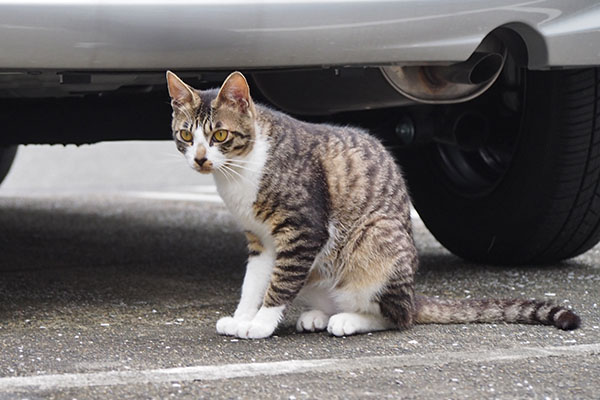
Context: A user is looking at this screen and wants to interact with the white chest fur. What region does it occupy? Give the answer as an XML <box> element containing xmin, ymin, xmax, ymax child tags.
<box><xmin>213</xmin><ymin>132</ymin><xmax>273</xmax><ymax>245</ymax></box>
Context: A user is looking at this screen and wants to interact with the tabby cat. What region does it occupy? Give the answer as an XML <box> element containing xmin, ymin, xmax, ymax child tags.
<box><xmin>166</xmin><ymin>71</ymin><xmax>581</xmax><ymax>339</ymax></box>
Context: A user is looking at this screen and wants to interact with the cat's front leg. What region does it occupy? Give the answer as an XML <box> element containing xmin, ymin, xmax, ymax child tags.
<box><xmin>233</xmin><ymin>304</ymin><xmax>285</xmax><ymax>339</ymax></box>
<box><xmin>216</xmin><ymin>232</ymin><xmax>275</xmax><ymax>336</ymax></box>
<box><xmin>234</xmin><ymin>224</ymin><xmax>325</xmax><ymax>339</ymax></box>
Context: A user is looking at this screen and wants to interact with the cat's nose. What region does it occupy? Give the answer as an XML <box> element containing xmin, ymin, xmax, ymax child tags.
<box><xmin>195</xmin><ymin>157</ymin><xmax>208</xmax><ymax>167</ymax></box>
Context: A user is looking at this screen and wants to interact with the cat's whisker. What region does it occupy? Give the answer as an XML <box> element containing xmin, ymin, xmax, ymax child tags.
<box><xmin>225</xmin><ymin>162</ymin><xmax>260</xmax><ymax>174</ymax></box>
<box><xmin>228</xmin><ymin>158</ymin><xmax>262</xmax><ymax>165</ymax></box>
<box><xmin>226</xmin><ymin>166</ymin><xmax>259</xmax><ymax>175</ymax></box>
<box><xmin>218</xmin><ymin>164</ymin><xmax>236</xmax><ymax>184</ymax></box>
<box><xmin>221</xmin><ymin>164</ymin><xmax>243</xmax><ymax>181</ymax></box>
<box><xmin>222</xmin><ymin>164</ymin><xmax>258</xmax><ymax>189</ymax></box>
<box><xmin>217</xmin><ymin>166</ymin><xmax>234</xmax><ymax>184</ymax></box>
<box><xmin>228</xmin><ymin>167</ymin><xmax>260</xmax><ymax>176</ymax></box>
<box><xmin>220</xmin><ymin>165</ymin><xmax>243</xmax><ymax>186</ymax></box>
<box><xmin>228</xmin><ymin>155</ymin><xmax>260</xmax><ymax>161</ymax></box>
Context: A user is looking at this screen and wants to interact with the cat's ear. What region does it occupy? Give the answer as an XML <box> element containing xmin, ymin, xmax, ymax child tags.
<box><xmin>166</xmin><ymin>71</ymin><xmax>198</xmax><ymax>107</ymax></box>
<box><xmin>214</xmin><ymin>71</ymin><xmax>254</xmax><ymax>115</ymax></box>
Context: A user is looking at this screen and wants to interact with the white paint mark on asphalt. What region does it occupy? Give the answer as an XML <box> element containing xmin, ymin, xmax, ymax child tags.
<box><xmin>123</xmin><ymin>185</ymin><xmax>223</xmax><ymax>203</ymax></box>
<box><xmin>126</xmin><ymin>191</ymin><xmax>223</xmax><ymax>203</ymax></box>
<box><xmin>1</xmin><ymin>343</ymin><xmax>598</xmax><ymax>392</ymax></box>
<box><xmin>178</xmin><ymin>185</ymin><xmax>219</xmax><ymax>194</ymax></box>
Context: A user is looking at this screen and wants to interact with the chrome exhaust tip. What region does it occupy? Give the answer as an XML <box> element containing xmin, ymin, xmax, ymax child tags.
<box><xmin>381</xmin><ymin>35</ymin><xmax>506</xmax><ymax>104</ymax></box>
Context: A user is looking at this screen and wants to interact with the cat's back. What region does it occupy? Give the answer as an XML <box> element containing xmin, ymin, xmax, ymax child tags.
<box><xmin>319</xmin><ymin>123</ymin><xmax>409</xmax><ymax>222</ymax></box>
<box><xmin>261</xmin><ymin>107</ymin><xmax>410</xmax><ymax>224</ymax></box>
<box><xmin>261</xmin><ymin>105</ymin><xmax>391</xmax><ymax>165</ymax></box>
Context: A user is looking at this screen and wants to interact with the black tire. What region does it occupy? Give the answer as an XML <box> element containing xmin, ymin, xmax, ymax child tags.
<box><xmin>0</xmin><ymin>146</ymin><xmax>17</xmax><ymax>185</ymax></box>
<box><xmin>401</xmin><ymin>68</ymin><xmax>600</xmax><ymax>264</ymax></box>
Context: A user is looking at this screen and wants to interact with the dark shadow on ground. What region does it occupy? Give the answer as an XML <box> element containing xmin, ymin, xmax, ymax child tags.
<box><xmin>1</xmin><ymin>195</ymin><xmax>597</xmax><ymax>317</ymax></box>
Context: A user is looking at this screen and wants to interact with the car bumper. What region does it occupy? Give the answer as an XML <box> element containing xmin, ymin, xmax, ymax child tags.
<box><xmin>0</xmin><ymin>0</ymin><xmax>599</xmax><ymax>71</ymax></box>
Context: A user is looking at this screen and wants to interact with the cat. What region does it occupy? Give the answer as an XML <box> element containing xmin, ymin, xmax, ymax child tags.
<box><xmin>166</xmin><ymin>70</ymin><xmax>581</xmax><ymax>339</ymax></box>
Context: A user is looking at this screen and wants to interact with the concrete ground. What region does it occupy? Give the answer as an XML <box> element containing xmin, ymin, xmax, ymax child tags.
<box><xmin>0</xmin><ymin>142</ymin><xmax>599</xmax><ymax>399</ymax></box>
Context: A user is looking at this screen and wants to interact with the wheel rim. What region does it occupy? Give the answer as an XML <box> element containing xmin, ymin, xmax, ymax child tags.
<box><xmin>431</xmin><ymin>55</ymin><xmax>525</xmax><ymax>198</ymax></box>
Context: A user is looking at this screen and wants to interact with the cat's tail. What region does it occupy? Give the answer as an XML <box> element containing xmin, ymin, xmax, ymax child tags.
<box><xmin>414</xmin><ymin>295</ymin><xmax>580</xmax><ymax>330</ymax></box>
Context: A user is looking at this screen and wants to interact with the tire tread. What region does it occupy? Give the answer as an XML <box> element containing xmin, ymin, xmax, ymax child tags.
<box><xmin>539</xmin><ymin>68</ymin><xmax>600</xmax><ymax>261</ymax></box>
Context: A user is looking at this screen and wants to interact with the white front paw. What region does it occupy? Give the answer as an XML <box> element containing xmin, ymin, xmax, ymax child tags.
<box><xmin>296</xmin><ymin>310</ymin><xmax>329</xmax><ymax>332</ymax></box>
<box><xmin>235</xmin><ymin>320</ymin><xmax>276</xmax><ymax>339</ymax></box>
<box><xmin>216</xmin><ymin>316</ymin><xmax>239</xmax><ymax>336</ymax></box>
<box><xmin>327</xmin><ymin>313</ymin><xmax>359</xmax><ymax>337</ymax></box>
<box><xmin>216</xmin><ymin>312</ymin><xmax>255</xmax><ymax>336</ymax></box>
<box><xmin>217</xmin><ymin>315</ymin><xmax>252</xmax><ymax>336</ymax></box>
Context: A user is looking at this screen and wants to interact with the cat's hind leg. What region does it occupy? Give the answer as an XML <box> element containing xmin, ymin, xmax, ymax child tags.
<box><xmin>297</xmin><ymin>310</ymin><xmax>330</xmax><ymax>332</ymax></box>
<box><xmin>295</xmin><ymin>283</ymin><xmax>337</xmax><ymax>332</ymax></box>
<box><xmin>327</xmin><ymin>215</ymin><xmax>418</xmax><ymax>336</ymax></box>
<box><xmin>327</xmin><ymin>312</ymin><xmax>394</xmax><ymax>336</ymax></box>
<box><xmin>326</xmin><ymin>288</ymin><xmax>395</xmax><ymax>336</ymax></box>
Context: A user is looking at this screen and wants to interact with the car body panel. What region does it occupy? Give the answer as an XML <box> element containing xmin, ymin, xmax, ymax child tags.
<box><xmin>0</xmin><ymin>0</ymin><xmax>599</xmax><ymax>71</ymax></box>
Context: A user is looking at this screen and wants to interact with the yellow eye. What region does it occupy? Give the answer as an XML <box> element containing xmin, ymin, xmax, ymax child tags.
<box><xmin>180</xmin><ymin>129</ymin><xmax>193</xmax><ymax>143</ymax></box>
<box><xmin>213</xmin><ymin>129</ymin><xmax>228</xmax><ymax>143</ymax></box>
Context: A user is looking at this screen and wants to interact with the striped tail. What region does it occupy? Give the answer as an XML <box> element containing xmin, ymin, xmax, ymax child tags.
<box><xmin>414</xmin><ymin>295</ymin><xmax>580</xmax><ymax>331</ymax></box>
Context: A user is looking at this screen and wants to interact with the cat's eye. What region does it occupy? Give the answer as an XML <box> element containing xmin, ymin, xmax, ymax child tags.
<box><xmin>179</xmin><ymin>130</ymin><xmax>193</xmax><ymax>143</ymax></box>
<box><xmin>212</xmin><ymin>129</ymin><xmax>229</xmax><ymax>143</ymax></box>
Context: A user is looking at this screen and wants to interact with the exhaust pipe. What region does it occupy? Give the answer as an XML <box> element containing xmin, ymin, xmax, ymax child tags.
<box><xmin>427</xmin><ymin>52</ymin><xmax>505</xmax><ymax>86</ymax></box>
<box><xmin>381</xmin><ymin>35</ymin><xmax>506</xmax><ymax>104</ymax></box>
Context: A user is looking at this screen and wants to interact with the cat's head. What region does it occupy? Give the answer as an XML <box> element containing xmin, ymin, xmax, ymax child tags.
<box><xmin>166</xmin><ymin>71</ymin><xmax>257</xmax><ymax>174</ymax></box>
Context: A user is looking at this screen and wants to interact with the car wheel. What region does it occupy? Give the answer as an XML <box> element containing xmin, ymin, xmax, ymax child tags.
<box><xmin>0</xmin><ymin>146</ymin><xmax>17</xmax><ymax>185</ymax></box>
<box><xmin>400</xmin><ymin>67</ymin><xmax>600</xmax><ymax>264</ymax></box>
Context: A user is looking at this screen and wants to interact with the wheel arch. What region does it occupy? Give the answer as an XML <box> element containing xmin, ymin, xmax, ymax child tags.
<box><xmin>496</xmin><ymin>23</ymin><xmax>549</xmax><ymax>69</ymax></box>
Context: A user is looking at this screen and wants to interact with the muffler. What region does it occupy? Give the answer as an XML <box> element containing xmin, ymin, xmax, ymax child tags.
<box><xmin>381</xmin><ymin>35</ymin><xmax>506</xmax><ymax>104</ymax></box>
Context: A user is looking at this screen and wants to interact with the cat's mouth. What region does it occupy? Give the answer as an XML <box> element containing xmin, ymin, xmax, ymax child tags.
<box><xmin>195</xmin><ymin>165</ymin><xmax>214</xmax><ymax>174</ymax></box>
<box><xmin>194</xmin><ymin>157</ymin><xmax>214</xmax><ymax>174</ymax></box>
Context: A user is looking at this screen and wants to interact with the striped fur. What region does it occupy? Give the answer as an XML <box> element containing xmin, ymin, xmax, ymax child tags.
<box><xmin>167</xmin><ymin>71</ymin><xmax>581</xmax><ymax>338</ymax></box>
<box><xmin>415</xmin><ymin>296</ymin><xmax>580</xmax><ymax>330</ymax></box>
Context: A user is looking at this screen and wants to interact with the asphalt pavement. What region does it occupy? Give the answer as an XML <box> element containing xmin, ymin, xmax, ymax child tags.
<box><xmin>0</xmin><ymin>142</ymin><xmax>599</xmax><ymax>399</ymax></box>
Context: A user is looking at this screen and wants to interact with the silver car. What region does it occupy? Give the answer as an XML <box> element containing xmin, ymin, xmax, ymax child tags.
<box><xmin>2</xmin><ymin>0</ymin><xmax>599</xmax><ymax>264</ymax></box>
